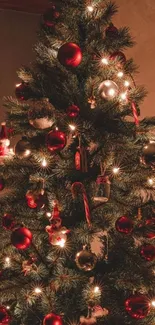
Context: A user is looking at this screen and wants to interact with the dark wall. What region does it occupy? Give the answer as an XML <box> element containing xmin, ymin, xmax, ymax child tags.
<box><xmin>0</xmin><ymin>3</ymin><xmax>155</xmax><ymax>125</ymax></box>
<box><xmin>0</xmin><ymin>10</ymin><xmax>38</xmax><ymax>121</ymax></box>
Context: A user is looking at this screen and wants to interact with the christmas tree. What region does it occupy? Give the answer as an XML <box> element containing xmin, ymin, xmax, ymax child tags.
<box><xmin>0</xmin><ymin>1</ymin><xmax>155</xmax><ymax>324</ymax></box>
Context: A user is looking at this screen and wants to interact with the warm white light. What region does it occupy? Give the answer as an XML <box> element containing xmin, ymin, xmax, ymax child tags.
<box><xmin>69</xmin><ymin>124</ymin><xmax>76</xmax><ymax>132</ymax></box>
<box><xmin>34</xmin><ymin>287</ymin><xmax>42</xmax><ymax>294</ymax></box>
<box><xmin>87</xmin><ymin>5</ymin><xmax>94</xmax><ymax>12</ymax></box>
<box><xmin>124</xmin><ymin>80</ymin><xmax>130</xmax><ymax>87</ymax></box>
<box><xmin>41</xmin><ymin>158</ymin><xmax>47</xmax><ymax>167</ymax></box>
<box><xmin>24</xmin><ymin>149</ymin><xmax>31</xmax><ymax>157</ymax></box>
<box><xmin>5</xmin><ymin>257</ymin><xmax>11</xmax><ymax>267</ymax></box>
<box><xmin>148</xmin><ymin>178</ymin><xmax>154</xmax><ymax>186</ymax></box>
<box><xmin>108</xmin><ymin>88</ymin><xmax>116</xmax><ymax>97</ymax></box>
<box><xmin>16</xmin><ymin>83</ymin><xmax>21</xmax><ymax>88</ymax></box>
<box><xmin>151</xmin><ymin>300</ymin><xmax>155</xmax><ymax>307</ymax></box>
<box><xmin>117</xmin><ymin>71</ymin><xmax>124</xmax><ymax>78</ymax></box>
<box><xmin>120</xmin><ymin>92</ymin><xmax>127</xmax><ymax>101</ymax></box>
<box><xmin>112</xmin><ymin>167</ymin><xmax>120</xmax><ymax>174</ymax></box>
<box><xmin>58</xmin><ymin>238</ymin><xmax>66</xmax><ymax>248</ymax></box>
<box><xmin>46</xmin><ymin>212</ymin><xmax>52</xmax><ymax>218</ymax></box>
<box><xmin>94</xmin><ymin>286</ymin><xmax>100</xmax><ymax>293</ymax></box>
<box><xmin>6</xmin><ymin>306</ymin><xmax>10</xmax><ymax>310</ymax></box>
<box><xmin>55</xmin><ymin>127</ymin><xmax>59</xmax><ymax>131</ymax></box>
<box><xmin>101</xmin><ymin>58</ymin><xmax>109</xmax><ymax>65</ymax></box>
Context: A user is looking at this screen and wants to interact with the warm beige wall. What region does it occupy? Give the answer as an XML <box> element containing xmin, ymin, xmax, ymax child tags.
<box><xmin>0</xmin><ymin>2</ymin><xmax>155</xmax><ymax>122</ymax></box>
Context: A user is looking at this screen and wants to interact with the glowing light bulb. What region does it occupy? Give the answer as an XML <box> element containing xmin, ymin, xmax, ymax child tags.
<box><xmin>5</xmin><ymin>257</ymin><xmax>11</xmax><ymax>267</ymax></box>
<box><xmin>69</xmin><ymin>124</ymin><xmax>76</xmax><ymax>131</ymax></box>
<box><xmin>94</xmin><ymin>286</ymin><xmax>100</xmax><ymax>293</ymax></box>
<box><xmin>117</xmin><ymin>71</ymin><xmax>124</xmax><ymax>78</ymax></box>
<box><xmin>112</xmin><ymin>167</ymin><xmax>120</xmax><ymax>175</ymax></box>
<box><xmin>55</xmin><ymin>127</ymin><xmax>59</xmax><ymax>131</ymax></box>
<box><xmin>16</xmin><ymin>83</ymin><xmax>21</xmax><ymax>88</ymax></box>
<box><xmin>87</xmin><ymin>5</ymin><xmax>94</xmax><ymax>12</ymax></box>
<box><xmin>58</xmin><ymin>238</ymin><xmax>66</xmax><ymax>248</ymax></box>
<box><xmin>34</xmin><ymin>287</ymin><xmax>42</xmax><ymax>294</ymax></box>
<box><xmin>124</xmin><ymin>80</ymin><xmax>130</xmax><ymax>87</ymax></box>
<box><xmin>41</xmin><ymin>158</ymin><xmax>47</xmax><ymax>167</ymax></box>
<box><xmin>6</xmin><ymin>306</ymin><xmax>10</xmax><ymax>310</ymax></box>
<box><xmin>151</xmin><ymin>300</ymin><xmax>155</xmax><ymax>307</ymax></box>
<box><xmin>9</xmin><ymin>148</ymin><xmax>14</xmax><ymax>155</ymax></box>
<box><xmin>46</xmin><ymin>212</ymin><xmax>52</xmax><ymax>218</ymax></box>
<box><xmin>120</xmin><ymin>92</ymin><xmax>127</xmax><ymax>101</ymax></box>
<box><xmin>101</xmin><ymin>58</ymin><xmax>109</xmax><ymax>65</ymax></box>
<box><xmin>24</xmin><ymin>149</ymin><xmax>31</xmax><ymax>157</ymax></box>
<box><xmin>148</xmin><ymin>178</ymin><xmax>154</xmax><ymax>186</ymax></box>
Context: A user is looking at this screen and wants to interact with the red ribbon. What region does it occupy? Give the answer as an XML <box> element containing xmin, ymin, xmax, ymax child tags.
<box><xmin>131</xmin><ymin>102</ymin><xmax>139</xmax><ymax>126</ymax></box>
<box><xmin>71</xmin><ymin>182</ymin><xmax>91</xmax><ymax>226</ymax></box>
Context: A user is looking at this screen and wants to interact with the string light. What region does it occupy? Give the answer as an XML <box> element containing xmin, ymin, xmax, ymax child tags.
<box><xmin>119</xmin><ymin>92</ymin><xmax>128</xmax><ymax>102</ymax></box>
<box><xmin>93</xmin><ymin>286</ymin><xmax>100</xmax><ymax>294</ymax></box>
<box><xmin>117</xmin><ymin>71</ymin><xmax>124</xmax><ymax>78</ymax></box>
<box><xmin>124</xmin><ymin>80</ymin><xmax>130</xmax><ymax>87</ymax></box>
<box><xmin>112</xmin><ymin>167</ymin><xmax>120</xmax><ymax>175</ymax></box>
<box><xmin>58</xmin><ymin>238</ymin><xmax>66</xmax><ymax>248</ymax></box>
<box><xmin>69</xmin><ymin>124</ymin><xmax>76</xmax><ymax>132</ymax></box>
<box><xmin>41</xmin><ymin>158</ymin><xmax>47</xmax><ymax>167</ymax></box>
<box><xmin>4</xmin><ymin>257</ymin><xmax>11</xmax><ymax>267</ymax></box>
<box><xmin>24</xmin><ymin>149</ymin><xmax>31</xmax><ymax>157</ymax></box>
<box><xmin>87</xmin><ymin>5</ymin><xmax>94</xmax><ymax>12</ymax></box>
<box><xmin>46</xmin><ymin>212</ymin><xmax>52</xmax><ymax>218</ymax></box>
<box><xmin>55</xmin><ymin>127</ymin><xmax>59</xmax><ymax>131</ymax></box>
<box><xmin>148</xmin><ymin>178</ymin><xmax>154</xmax><ymax>186</ymax></box>
<box><xmin>6</xmin><ymin>306</ymin><xmax>10</xmax><ymax>310</ymax></box>
<box><xmin>34</xmin><ymin>287</ymin><xmax>42</xmax><ymax>295</ymax></box>
<box><xmin>101</xmin><ymin>57</ymin><xmax>109</xmax><ymax>65</ymax></box>
<box><xmin>151</xmin><ymin>300</ymin><xmax>155</xmax><ymax>307</ymax></box>
<box><xmin>108</xmin><ymin>88</ymin><xmax>116</xmax><ymax>97</ymax></box>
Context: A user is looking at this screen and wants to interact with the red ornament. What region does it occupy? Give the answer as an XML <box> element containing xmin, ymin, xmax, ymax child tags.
<box><xmin>58</xmin><ymin>43</ymin><xmax>82</xmax><ymax>68</ymax></box>
<box><xmin>105</xmin><ymin>23</ymin><xmax>118</xmax><ymax>37</ymax></box>
<box><xmin>144</xmin><ymin>218</ymin><xmax>155</xmax><ymax>239</ymax></box>
<box><xmin>115</xmin><ymin>216</ymin><xmax>133</xmax><ymax>234</ymax></box>
<box><xmin>140</xmin><ymin>244</ymin><xmax>155</xmax><ymax>261</ymax></box>
<box><xmin>2</xmin><ymin>214</ymin><xmax>15</xmax><ymax>230</ymax></box>
<box><xmin>0</xmin><ymin>178</ymin><xmax>4</xmax><ymax>191</ymax></box>
<box><xmin>43</xmin><ymin>5</ymin><xmax>60</xmax><ymax>27</ymax></box>
<box><xmin>46</xmin><ymin>130</ymin><xmax>66</xmax><ymax>153</ymax></box>
<box><xmin>43</xmin><ymin>313</ymin><xmax>63</xmax><ymax>325</ymax></box>
<box><xmin>67</xmin><ymin>105</ymin><xmax>80</xmax><ymax>118</ymax></box>
<box><xmin>15</xmin><ymin>82</ymin><xmax>31</xmax><ymax>101</ymax></box>
<box><xmin>110</xmin><ymin>51</ymin><xmax>126</xmax><ymax>65</ymax></box>
<box><xmin>125</xmin><ymin>295</ymin><xmax>150</xmax><ymax>319</ymax></box>
<box><xmin>0</xmin><ymin>306</ymin><xmax>11</xmax><ymax>324</ymax></box>
<box><xmin>26</xmin><ymin>188</ymin><xmax>46</xmax><ymax>209</ymax></box>
<box><xmin>11</xmin><ymin>227</ymin><xmax>32</xmax><ymax>250</ymax></box>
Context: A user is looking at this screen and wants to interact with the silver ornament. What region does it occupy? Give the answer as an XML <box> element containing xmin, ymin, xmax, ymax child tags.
<box><xmin>98</xmin><ymin>80</ymin><xmax>119</xmax><ymax>99</ymax></box>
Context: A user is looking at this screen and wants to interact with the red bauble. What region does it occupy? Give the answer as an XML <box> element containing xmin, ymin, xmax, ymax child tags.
<box><xmin>15</xmin><ymin>82</ymin><xmax>31</xmax><ymax>101</ymax></box>
<box><xmin>58</xmin><ymin>43</ymin><xmax>82</xmax><ymax>68</ymax></box>
<box><xmin>110</xmin><ymin>51</ymin><xmax>126</xmax><ymax>64</ymax></box>
<box><xmin>2</xmin><ymin>214</ymin><xmax>15</xmax><ymax>230</ymax></box>
<box><xmin>0</xmin><ymin>306</ymin><xmax>11</xmax><ymax>324</ymax></box>
<box><xmin>43</xmin><ymin>6</ymin><xmax>60</xmax><ymax>27</ymax></box>
<box><xmin>46</xmin><ymin>130</ymin><xmax>66</xmax><ymax>153</ymax></box>
<box><xmin>125</xmin><ymin>295</ymin><xmax>150</xmax><ymax>319</ymax></box>
<box><xmin>43</xmin><ymin>313</ymin><xmax>63</xmax><ymax>325</ymax></box>
<box><xmin>140</xmin><ymin>244</ymin><xmax>155</xmax><ymax>261</ymax></box>
<box><xmin>67</xmin><ymin>105</ymin><xmax>80</xmax><ymax>118</ymax></box>
<box><xmin>11</xmin><ymin>227</ymin><xmax>32</xmax><ymax>250</ymax></box>
<box><xmin>105</xmin><ymin>24</ymin><xmax>118</xmax><ymax>37</ymax></box>
<box><xmin>0</xmin><ymin>178</ymin><xmax>4</xmax><ymax>191</ymax></box>
<box><xmin>115</xmin><ymin>216</ymin><xmax>133</xmax><ymax>234</ymax></box>
<box><xmin>144</xmin><ymin>219</ymin><xmax>155</xmax><ymax>239</ymax></box>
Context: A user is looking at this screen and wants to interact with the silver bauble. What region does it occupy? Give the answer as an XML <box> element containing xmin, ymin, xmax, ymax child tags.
<box><xmin>98</xmin><ymin>80</ymin><xmax>119</xmax><ymax>99</ymax></box>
